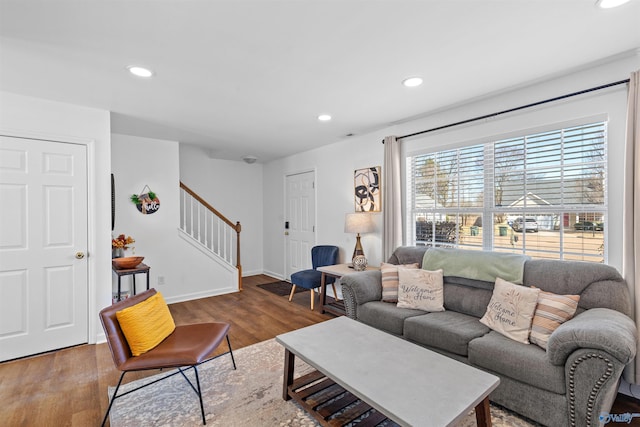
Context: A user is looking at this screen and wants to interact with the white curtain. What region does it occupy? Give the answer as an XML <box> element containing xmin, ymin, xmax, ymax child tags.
<box><xmin>383</xmin><ymin>136</ymin><xmax>403</xmax><ymax>261</ymax></box>
<box><xmin>623</xmin><ymin>70</ymin><xmax>640</xmax><ymax>384</ymax></box>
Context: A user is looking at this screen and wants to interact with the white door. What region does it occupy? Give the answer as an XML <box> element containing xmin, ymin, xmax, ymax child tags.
<box><xmin>0</xmin><ymin>136</ymin><xmax>88</xmax><ymax>361</ymax></box>
<box><xmin>285</xmin><ymin>171</ymin><xmax>316</xmax><ymax>280</ymax></box>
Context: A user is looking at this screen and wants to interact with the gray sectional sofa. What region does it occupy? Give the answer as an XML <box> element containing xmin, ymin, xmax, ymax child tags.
<box><xmin>340</xmin><ymin>246</ymin><xmax>637</xmax><ymax>427</ymax></box>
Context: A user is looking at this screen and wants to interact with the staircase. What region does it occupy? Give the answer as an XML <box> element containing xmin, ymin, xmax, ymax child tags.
<box><xmin>179</xmin><ymin>182</ymin><xmax>242</xmax><ymax>290</ymax></box>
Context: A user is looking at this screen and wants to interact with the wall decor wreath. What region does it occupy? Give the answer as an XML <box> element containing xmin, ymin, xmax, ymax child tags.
<box><xmin>130</xmin><ymin>185</ymin><xmax>160</xmax><ymax>215</ymax></box>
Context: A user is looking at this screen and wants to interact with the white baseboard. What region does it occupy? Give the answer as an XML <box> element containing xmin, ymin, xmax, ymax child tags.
<box><xmin>241</xmin><ymin>268</ymin><xmax>263</xmax><ymax>277</ymax></box>
<box><xmin>164</xmin><ymin>287</ymin><xmax>237</xmax><ymax>304</ymax></box>
<box><xmin>262</xmin><ymin>270</ymin><xmax>285</xmax><ymax>280</ymax></box>
<box><xmin>95</xmin><ymin>331</ymin><xmax>106</xmax><ymax>345</ymax></box>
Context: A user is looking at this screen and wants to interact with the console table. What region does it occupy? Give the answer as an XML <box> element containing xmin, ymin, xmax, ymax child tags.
<box><xmin>111</xmin><ymin>263</ymin><xmax>150</xmax><ymax>302</ymax></box>
<box><xmin>317</xmin><ymin>263</ymin><xmax>379</xmax><ymax>316</ymax></box>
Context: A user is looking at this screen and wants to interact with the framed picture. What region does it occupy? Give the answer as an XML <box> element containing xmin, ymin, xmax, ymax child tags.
<box><xmin>354</xmin><ymin>166</ymin><xmax>381</xmax><ymax>212</ymax></box>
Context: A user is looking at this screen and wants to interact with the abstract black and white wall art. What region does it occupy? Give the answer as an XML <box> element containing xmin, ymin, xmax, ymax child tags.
<box><xmin>354</xmin><ymin>166</ymin><xmax>381</xmax><ymax>212</ymax></box>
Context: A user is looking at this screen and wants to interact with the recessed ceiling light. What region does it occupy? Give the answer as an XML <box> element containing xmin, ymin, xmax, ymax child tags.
<box><xmin>402</xmin><ymin>77</ymin><xmax>423</xmax><ymax>87</ymax></box>
<box><xmin>596</xmin><ymin>0</ymin><xmax>630</xmax><ymax>8</ymax></box>
<box><xmin>127</xmin><ymin>66</ymin><xmax>154</xmax><ymax>78</ymax></box>
<box><xmin>318</xmin><ymin>114</ymin><xmax>332</xmax><ymax>122</ymax></box>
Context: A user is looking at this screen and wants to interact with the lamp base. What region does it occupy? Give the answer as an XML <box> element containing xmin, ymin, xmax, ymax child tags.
<box><xmin>352</xmin><ymin>234</ymin><xmax>364</xmax><ymax>263</ymax></box>
<box><xmin>352</xmin><ymin>254</ymin><xmax>368</xmax><ymax>271</ymax></box>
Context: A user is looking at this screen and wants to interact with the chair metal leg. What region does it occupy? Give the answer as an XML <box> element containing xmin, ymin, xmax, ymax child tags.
<box><xmin>310</xmin><ymin>289</ymin><xmax>315</xmax><ymax>310</ymax></box>
<box><xmin>193</xmin><ymin>366</ymin><xmax>206</xmax><ymax>425</ymax></box>
<box><xmin>288</xmin><ymin>285</ymin><xmax>296</xmax><ymax>301</ymax></box>
<box><xmin>100</xmin><ymin>335</ymin><xmax>235</xmax><ymax>427</ymax></box>
<box><xmin>226</xmin><ymin>335</ymin><xmax>237</xmax><ymax>369</ymax></box>
<box><xmin>101</xmin><ymin>371</ymin><xmax>126</xmax><ymax>427</ymax></box>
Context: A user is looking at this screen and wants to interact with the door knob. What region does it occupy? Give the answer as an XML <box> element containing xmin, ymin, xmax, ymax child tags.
<box><xmin>75</xmin><ymin>251</ymin><xmax>85</xmax><ymax>259</ymax></box>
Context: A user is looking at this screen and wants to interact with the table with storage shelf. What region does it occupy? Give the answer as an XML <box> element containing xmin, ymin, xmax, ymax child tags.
<box><xmin>317</xmin><ymin>263</ymin><xmax>379</xmax><ymax>316</ymax></box>
<box><xmin>277</xmin><ymin>316</ymin><xmax>499</xmax><ymax>427</ymax></box>
<box><xmin>111</xmin><ymin>263</ymin><xmax>150</xmax><ymax>302</ymax></box>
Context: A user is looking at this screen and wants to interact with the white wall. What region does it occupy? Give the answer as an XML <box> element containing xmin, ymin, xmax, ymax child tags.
<box><xmin>179</xmin><ymin>144</ymin><xmax>264</xmax><ymax>276</ymax></box>
<box><xmin>262</xmin><ymin>51</ymin><xmax>640</xmax><ymax>278</ymax></box>
<box><xmin>263</xmin><ymin>132</ymin><xmax>388</xmax><ymax>279</ymax></box>
<box><xmin>111</xmin><ymin>134</ymin><xmax>236</xmax><ymax>303</ymax></box>
<box><xmin>0</xmin><ymin>91</ymin><xmax>111</xmax><ymax>344</ymax></box>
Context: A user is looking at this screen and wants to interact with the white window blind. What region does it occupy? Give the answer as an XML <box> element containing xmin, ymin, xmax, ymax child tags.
<box><xmin>407</xmin><ymin>121</ymin><xmax>607</xmax><ymax>262</ymax></box>
<box><xmin>409</xmin><ymin>144</ymin><xmax>485</xmax><ymax>248</ymax></box>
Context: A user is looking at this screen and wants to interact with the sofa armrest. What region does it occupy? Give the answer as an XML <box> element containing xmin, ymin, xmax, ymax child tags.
<box><xmin>547</xmin><ymin>308</ymin><xmax>637</xmax><ymax>366</ymax></box>
<box><xmin>340</xmin><ymin>270</ymin><xmax>382</xmax><ymax>319</ymax></box>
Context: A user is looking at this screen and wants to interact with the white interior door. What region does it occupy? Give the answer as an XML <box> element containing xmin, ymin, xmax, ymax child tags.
<box><xmin>0</xmin><ymin>136</ymin><xmax>88</xmax><ymax>361</ymax></box>
<box><xmin>285</xmin><ymin>171</ymin><xmax>316</xmax><ymax>280</ymax></box>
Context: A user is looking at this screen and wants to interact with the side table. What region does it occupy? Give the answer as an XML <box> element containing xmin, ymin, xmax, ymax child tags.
<box><xmin>111</xmin><ymin>263</ymin><xmax>150</xmax><ymax>302</ymax></box>
<box><xmin>317</xmin><ymin>264</ymin><xmax>379</xmax><ymax>316</ymax></box>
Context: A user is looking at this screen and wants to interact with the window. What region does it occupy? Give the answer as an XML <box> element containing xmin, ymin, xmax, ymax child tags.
<box><xmin>407</xmin><ymin>121</ymin><xmax>607</xmax><ymax>262</ymax></box>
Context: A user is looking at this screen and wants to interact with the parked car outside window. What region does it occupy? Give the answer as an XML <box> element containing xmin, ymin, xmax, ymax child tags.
<box><xmin>512</xmin><ymin>217</ymin><xmax>539</xmax><ymax>232</ymax></box>
<box><xmin>574</xmin><ymin>221</ymin><xmax>604</xmax><ymax>231</ymax></box>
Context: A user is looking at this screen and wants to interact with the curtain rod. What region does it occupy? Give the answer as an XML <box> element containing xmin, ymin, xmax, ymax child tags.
<box><xmin>383</xmin><ymin>78</ymin><xmax>630</xmax><ymax>143</ymax></box>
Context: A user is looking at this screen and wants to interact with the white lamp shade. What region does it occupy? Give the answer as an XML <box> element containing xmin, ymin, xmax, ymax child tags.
<box><xmin>344</xmin><ymin>213</ymin><xmax>375</xmax><ymax>234</ymax></box>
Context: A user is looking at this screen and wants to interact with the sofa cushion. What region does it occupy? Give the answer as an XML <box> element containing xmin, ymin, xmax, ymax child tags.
<box><xmin>397</xmin><ymin>268</ymin><xmax>444</xmax><ymax>311</ymax></box>
<box><xmin>479</xmin><ymin>278</ymin><xmax>540</xmax><ymax>344</ymax></box>
<box><xmin>357</xmin><ymin>301</ymin><xmax>425</xmax><ymax>336</ymax></box>
<box><xmin>380</xmin><ymin>262</ymin><xmax>419</xmax><ymax>302</ymax></box>
<box><xmin>444</xmin><ymin>282</ymin><xmax>493</xmax><ymax>318</ymax></box>
<box><xmin>404</xmin><ymin>311</ymin><xmax>490</xmax><ymax>356</ymax></box>
<box><xmin>469</xmin><ymin>331</ymin><xmax>566</xmax><ymax>395</ymax></box>
<box><xmin>523</xmin><ymin>259</ymin><xmax>631</xmax><ymax>316</ymax></box>
<box><xmin>387</xmin><ymin>246</ymin><xmax>429</xmax><ymax>267</ymax></box>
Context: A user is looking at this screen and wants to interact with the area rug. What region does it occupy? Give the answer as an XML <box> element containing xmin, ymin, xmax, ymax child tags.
<box><xmin>108</xmin><ymin>339</ymin><xmax>538</xmax><ymax>426</ymax></box>
<box><xmin>258</xmin><ymin>280</ymin><xmax>303</xmax><ymax>297</ymax></box>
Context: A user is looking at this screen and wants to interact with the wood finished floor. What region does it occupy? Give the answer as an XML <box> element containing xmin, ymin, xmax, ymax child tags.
<box><xmin>0</xmin><ymin>274</ymin><xmax>638</xmax><ymax>426</ymax></box>
<box><xmin>0</xmin><ymin>275</ymin><xmax>331</xmax><ymax>426</ymax></box>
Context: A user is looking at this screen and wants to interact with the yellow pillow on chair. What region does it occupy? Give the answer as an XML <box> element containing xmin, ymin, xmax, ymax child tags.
<box><xmin>116</xmin><ymin>292</ymin><xmax>176</xmax><ymax>356</ymax></box>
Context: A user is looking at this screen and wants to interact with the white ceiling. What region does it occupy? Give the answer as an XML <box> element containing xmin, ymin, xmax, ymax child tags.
<box><xmin>1</xmin><ymin>0</ymin><xmax>639</xmax><ymax>163</ymax></box>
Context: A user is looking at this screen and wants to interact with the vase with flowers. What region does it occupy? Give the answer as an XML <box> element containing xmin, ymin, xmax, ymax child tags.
<box><xmin>112</xmin><ymin>234</ymin><xmax>135</xmax><ymax>258</ymax></box>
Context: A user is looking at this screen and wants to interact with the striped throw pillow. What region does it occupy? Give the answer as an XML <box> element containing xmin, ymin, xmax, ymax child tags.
<box><xmin>381</xmin><ymin>262</ymin><xmax>419</xmax><ymax>302</ymax></box>
<box><xmin>529</xmin><ymin>289</ymin><xmax>580</xmax><ymax>350</ymax></box>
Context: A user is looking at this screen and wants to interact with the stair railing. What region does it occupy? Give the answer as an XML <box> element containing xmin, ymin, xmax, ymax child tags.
<box><xmin>179</xmin><ymin>182</ymin><xmax>242</xmax><ymax>290</ymax></box>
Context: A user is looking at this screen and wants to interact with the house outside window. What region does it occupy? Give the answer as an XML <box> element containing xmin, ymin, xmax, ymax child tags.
<box><xmin>407</xmin><ymin>121</ymin><xmax>607</xmax><ymax>263</ymax></box>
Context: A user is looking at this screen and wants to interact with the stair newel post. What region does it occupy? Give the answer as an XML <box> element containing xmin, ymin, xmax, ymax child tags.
<box><xmin>235</xmin><ymin>221</ymin><xmax>242</xmax><ymax>291</ymax></box>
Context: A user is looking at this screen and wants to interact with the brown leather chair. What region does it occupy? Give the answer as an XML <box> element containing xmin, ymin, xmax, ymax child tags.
<box><xmin>99</xmin><ymin>288</ymin><xmax>235</xmax><ymax>426</ymax></box>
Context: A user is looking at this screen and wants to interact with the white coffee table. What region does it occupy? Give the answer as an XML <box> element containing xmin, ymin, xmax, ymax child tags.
<box><xmin>276</xmin><ymin>316</ymin><xmax>500</xmax><ymax>427</ymax></box>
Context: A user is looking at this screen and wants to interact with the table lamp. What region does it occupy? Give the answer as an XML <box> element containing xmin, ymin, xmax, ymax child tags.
<box><xmin>344</xmin><ymin>213</ymin><xmax>375</xmax><ymax>263</ymax></box>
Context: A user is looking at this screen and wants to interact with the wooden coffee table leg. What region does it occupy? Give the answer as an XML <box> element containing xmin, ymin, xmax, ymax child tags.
<box><xmin>283</xmin><ymin>349</ymin><xmax>295</xmax><ymax>401</ymax></box>
<box><xmin>475</xmin><ymin>396</ymin><xmax>491</xmax><ymax>427</ymax></box>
